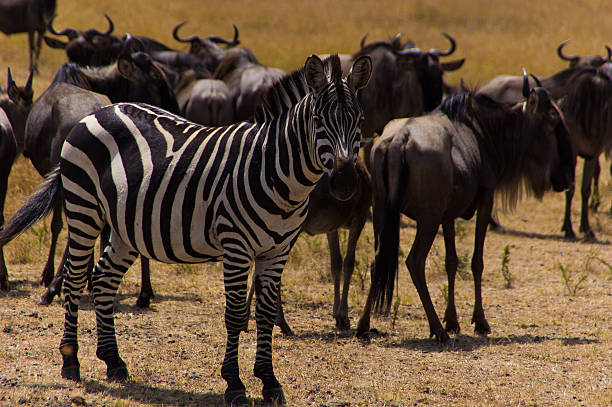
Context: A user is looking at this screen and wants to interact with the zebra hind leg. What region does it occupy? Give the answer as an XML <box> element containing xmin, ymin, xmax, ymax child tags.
<box><xmin>92</xmin><ymin>238</ymin><xmax>138</xmax><ymax>382</ymax></box>
<box><xmin>59</xmin><ymin>231</ymin><xmax>99</xmax><ymax>382</ymax></box>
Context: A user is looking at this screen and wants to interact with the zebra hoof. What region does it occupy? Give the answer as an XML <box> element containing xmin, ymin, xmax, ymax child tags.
<box><xmin>61</xmin><ymin>365</ymin><xmax>81</xmax><ymax>382</ymax></box>
<box><xmin>224</xmin><ymin>389</ymin><xmax>249</xmax><ymax>406</ymax></box>
<box><xmin>107</xmin><ymin>365</ymin><xmax>129</xmax><ymax>382</ymax></box>
<box><xmin>262</xmin><ymin>386</ymin><xmax>286</xmax><ymax>405</ymax></box>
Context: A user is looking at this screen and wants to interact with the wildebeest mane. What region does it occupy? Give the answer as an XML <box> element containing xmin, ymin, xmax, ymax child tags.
<box><xmin>254</xmin><ymin>54</ymin><xmax>343</xmax><ymax>123</ymax></box>
<box><xmin>212</xmin><ymin>47</ymin><xmax>259</xmax><ymax>80</ymax></box>
<box><xmin>51</xmin><ymin>62</ymin><xmax>115</xmax><ymax>89</ymax></box>
<box><xmin>439</xmin><ymin>91</ymin><xmax>543</xmax><ymax>210</ymax></box>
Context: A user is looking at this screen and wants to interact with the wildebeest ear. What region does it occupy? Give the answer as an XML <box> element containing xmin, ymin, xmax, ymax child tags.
<box><xmin>555</xmin><ymin>96</ymin><xmax>567</xmax><ymax>110</ymax></box>
<box><xmin>348</xmin><ymin>55</ymin><xmax>372</xmax><ymax>91</ymax></box>
<box><xmin>43</xmin><ymin>36</ymin><xmax>68</xmax><ymax>49</ymax></box>
<box><xmin>117</xmin><ymin>57</ymin><xmax>137</xmax><ymax>80</ymax></box>
<box><xmin>305</xmin><ymin>55</ymin><xmax>327</xmax><ymax>92</ymax></box>
<box><xmin>441</xmin><ymin>58</ymin><xmax>465</xmax><ymax>71</ymax></box>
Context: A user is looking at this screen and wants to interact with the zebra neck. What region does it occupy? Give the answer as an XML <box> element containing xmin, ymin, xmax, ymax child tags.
<box><xmin>260</xmin><ymin>104</ymin><xmax>324</xmax><ymax>210</ymax></box>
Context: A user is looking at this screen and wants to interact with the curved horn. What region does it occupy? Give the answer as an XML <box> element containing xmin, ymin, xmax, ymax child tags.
<box><xmin>89</xmin><ymin>14</ymin><xmax>115</xmax><ymax>37</ymax></box>
<box><xmin>429</xmin><ymin>32</ymin><xmax>456</xmax><ymax>56</ymax></box>
<box><xmin>557</xmin><ymin>40</ymin><xmax>579</xmax><ymax>62</ymax></box>
<box><xmin>605</xmin><ymin>45</ymin><xmax>612</xmax><ymax>62</ymax></box>
<box><xmin>529</xmin><ymin>73</ymin><xmax>542</xmax><ymax>87</ymax></box>
<box><xmin>207</xmin><ymin>24</ymin><xmax>240</xmax><ymax>46</ymax></box>
<box><xmin>360</xmin><ymin>32</ymin><xmax>369</xmax><ymax>49</ymax></box>
<box><xmin>47</xmin><ymin>14</ymin><xmax>78</xmax><ymax>39</ymax></box>
<box><xmin>522</xmin><ymin>68</ymin><xmax>530</xmax><ymax>98</ymax></box>
<box><xmin>172</xmin><ymin>21</ymin><xmax>199</xmax><ymax>43</ymax></box>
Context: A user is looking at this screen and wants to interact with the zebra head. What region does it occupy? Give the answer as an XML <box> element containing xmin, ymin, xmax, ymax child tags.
<box><xmin>304</xmin><ymin>54</ymin><xmax>371</xmax><ymax>201</ymax></box>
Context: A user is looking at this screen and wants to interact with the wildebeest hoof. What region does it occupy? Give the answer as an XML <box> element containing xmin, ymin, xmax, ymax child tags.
<box><xmin>474</xmin><ymin>321</ymin><xmax>491</xmax><ymax>337</ymax></box>
<box><xmin>582</xmin><ymin>231</ymin><xmax>597</xmax><ymax>243</ymax></box>
<box><xmin>106</xmin><ymin>365</ymin><xmax>129</xmax><ymax>382</ymax></box>
<box><xmin>224</xmin><ymin>389</ymin><xmax>249</xmax><ymax>406</ymax></box>
<box><xmin>335</xmin><ymin>315</ymin><xmax>351</xmax><ymax>331</ymax></box>
<box><xmin>135</xmin><ymin>295</ymin><xmax>151</xmax><ymax>308</ymax></box>
<box><xmin>262</xmin><ymin>386</ymin><xmax>286</xmax><ymax>405</ymax></box>
<box><xmin>432</xmin><ymin>329</ymin><xmax>451</xmax><ymax>343</ymax></box>
<box><xmin>445</xmin><ymin>321</ymin><xmax>461</xmax><ymax>334</ymax></box>
<box><xmin>61</xmin><ymin>365</ymin><xmax>81</xmax><ymax>382</ymax></box>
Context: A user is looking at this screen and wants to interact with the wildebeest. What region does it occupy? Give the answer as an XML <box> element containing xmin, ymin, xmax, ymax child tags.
<box><xmin>557</xmin><ymin>40</ymin><xmax>612</xmax><ymax>68</ymax></box>
<box><xmin>177</xmin><ymin>76</ymin><xmax>234</xmax><ymax>126</ymax></box>
<box><xmin>356</xmin><ymin>73</ymin><xmax>574</xmax><ymax>342</ymax></box>
<box><xmin>24</xmin><ymin>36</ymin><xmax>179</xmax><ymax>304</ymax></box>
<box><xmin>478</xmin><ymin>62</ymin><xmax>612</xmax><ymax>240</ymax></box>
<box><xmin>338</xmin><ymin>33</ymin><xmax>465</xmax><ymax>166</ymax></box>
<box><xmin>0</xmin><ymin>68</ymin><xmax>34</xmax><ymax>291</ymax></box>
<box><xmin>0</xmin><ymin>0</ymin><xmax>56</xmax><ymax>72</ymax></box>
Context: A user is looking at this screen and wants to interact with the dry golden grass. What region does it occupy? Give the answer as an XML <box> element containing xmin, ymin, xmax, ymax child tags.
<box><xmin>1</xmin><ymin>1</ymin><xmax>612</xmax><ymax>406</ymax></box>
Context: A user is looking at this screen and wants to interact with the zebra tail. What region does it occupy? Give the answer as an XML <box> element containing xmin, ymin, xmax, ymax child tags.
<box><xmin>0</xmin><ymin>166</ymin><xmax>61</xmax><ymax>247</ymax></box>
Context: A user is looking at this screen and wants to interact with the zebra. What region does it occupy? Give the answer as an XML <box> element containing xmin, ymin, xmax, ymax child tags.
<box><xmin>0</xmin><ymin>53</ymin><xmax>371</xmax><ymax>405</ymax></box>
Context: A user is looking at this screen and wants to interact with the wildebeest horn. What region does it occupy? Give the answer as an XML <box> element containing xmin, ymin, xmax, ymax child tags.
<box><xmin>123</xmin><ymin>33</ymin><xmax>145</xmax><ymax>55</ymax></box>
<box><xmin>522</xmin><ymin>68</ymin><xmax>530</xmax><ymax>98</ymax></box>
<box><xmin>390</xmin><ymin>33</ymin><xmax>403</xmax><ymax>50</ymax></box>
<box><xmin>173</xmin><ymin>21</ymin><xmax>199</xmax><ymax>43</ymax></box>
<box><xmin>7</xmin><ymin>67</ymin><xmax>13</xmax><ymax>87</ymax></box>
<box><xmin>207</xmin><ymin>25</ymin><xmax>240</xmax><ymax>46</ymax></box>
<box><xmin>429</xmin><ymin>32</ymin><xmax>456</xmax><ymax>56</ymax></box>
<box><xmin>89</xmin><ymin>14</ymin><xmax>115</xmax><ymax>37</ymax></box>
<box><xmin>360</xmin><ymin>33</ymin><xmax>369</xmax><ymax>49</ymax></box>
<box><xmin>557</xmin><ymin>40</ymin><xmax>579</xmax><ymax>63</ymax></box>
<box><xmin>25</xmin><ymin>69</ymin><xmax>34</xmax><ymax>93</ymax></box>
<box><xmin>529</xmin><ymin>73</ymin><xmax>542</xmax><ymax>87</ymax></box>
<box><xmin>47</xmin><ymin>14</ymin><xmax>79</xmax><ymax>39</ymax></box>
<box><xmin>605</xmin><ymin>45</ymin><xmax>612</xmax><ymax>62</ymax></box>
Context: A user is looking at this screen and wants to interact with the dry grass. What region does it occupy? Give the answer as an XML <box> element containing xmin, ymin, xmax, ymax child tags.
<box><xmin>1</xmin><ymin>1</ymin><xmax>612</xmax><ymax>406</ymax></box>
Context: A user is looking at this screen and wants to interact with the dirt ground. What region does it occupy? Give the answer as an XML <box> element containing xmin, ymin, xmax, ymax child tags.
<box><xmin>0</xmin><ymin>156</ymin><xmax>611</xmax><ymax>407</ymax></box>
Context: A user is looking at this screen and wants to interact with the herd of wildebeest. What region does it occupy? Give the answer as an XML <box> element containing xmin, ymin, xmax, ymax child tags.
<box><xmin>1</xmin><ymin>0</ymin><xmax>611</xmax><ymax>404</ymax></box>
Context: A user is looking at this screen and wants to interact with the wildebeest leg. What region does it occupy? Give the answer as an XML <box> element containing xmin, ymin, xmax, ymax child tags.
<box><xmin>590</xmin><ymin>158</ymin><xmax>601</xmax><ymax>212</ymax></box>
<box><xmin>326</xmin><ymin>231</ymin><xmax>345</xmax><ymax>328</ymax></box>
<box><xmin>471</xmin><ymin>195</ymin><xmax>493</xmax><ymax>336</ymax></box>
<box><xmin>41</xmin><ymin>202</ymin><xmax>63</xmax><ymax>286</ymax></box>
<box><xmin>0</xmin><ymin>156</ymin><xmax>13</xmax><ymax>291</ymax></box>
<box><xmin>37</xmin><ymin>244</ymin><xmax>69</xmax><ymax>305</ymax></box>
<box><xmin>562</xmin><ymin>181</ymin><xmax>576</xmax><ymax>239</ymax></box>
<box><xmin>136</xmin><ymin>258</ymin><xmax>154</xmax><ymax>308</ymax></box>
<box><xmin>441</xmin><ymin>220</ymin><xmax>460</xmax><ymax>333</ymax></box>
<box><xmin>406</xmin><ymin>220</ymin><xmax>449</xmax><ymax>342</ymax></box>
<box><xmin>337</xmin><ymin>213</ymin><xmax>367</xmax><ymax>331</ymax></box>
<box><xmin>27</xmin><ymin>31</ymin><xmax>36</xmax><ymax>73</ymax></box>
<box><xmin>579</xmin><ymin>157</ymin><xmax>597</xmax><ymax>241</ymax></box>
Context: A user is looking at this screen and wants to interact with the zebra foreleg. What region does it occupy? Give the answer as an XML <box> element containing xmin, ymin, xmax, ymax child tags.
<box><xmin>59</xmin><ymin>232</ymin><xmax>97</xmax><ymax>382</ymax></box>
<box><xmin>92</xmin><ymin>240</ymin><xmax>138</xmax><ymax>382</ymax></box>
<box><xmin>253</xmin><ymin>257</ymin><xmax>286</xmax><ymax>405</ymax></box>
<box><xmin>221</xmin><ymin>257</ymin><xmax>251</xmax><ymax>405</ymax></box>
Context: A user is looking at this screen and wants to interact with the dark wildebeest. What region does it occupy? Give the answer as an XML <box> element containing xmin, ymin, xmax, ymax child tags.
<box><xmin>177</xmin><ymin>75</ymin><xmax>234</xmax><ymax>126</ymax></box>
<box><xmin>0</xmin><ymin>0</ymin><xmax>56</xmax><ymax>72</ymax></box>
<box><xmin>24</xmin><ymin>36</ymin><xmax>179</xmax><ymax>305</ymax></box>
<box><xmin>245</xmin><ymin>158</ymin><xmax>373</xmax><ymax>334</ymax></box>
<box><xmin>478</xmin><ymin>62</ymin><xmax>612</xmax><ymax>240</ymax></box>
<box><xmin>337</xmin><ymin>33</ymin><xmax>465</xmax><ymax>167</ymax></box>
<box><xmin>44</xmin><ymin>13</ymin><xmax>122</xmax><ymax>67</ymax></box>
<box><xmin>356</xmin><ymin>73</ymin><xmax>574</xmax><ymax>342</ymax></box>
<box><xmin>0</xmin><ymin>68</ymin><xmax>34</xmax><ymax>291</ymax></box>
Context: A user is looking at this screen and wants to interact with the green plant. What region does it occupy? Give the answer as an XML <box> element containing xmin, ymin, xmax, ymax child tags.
<box><xmin>30</xmin><ymin>223</ymin><xmax>50</xmax><ymax>251</ymax></box>
<box><xmin>596</xmin><ymin>257</ymin><xmax>612</xmax><ymax>276</ymax></box>
<box><xmin>391</xmin><ymin>296</ymin><xmax>401</xmax><ymax>329</ymax></box>
<box><xmin>455</xmin><ymin>220</ymin><xmax>467</xmax><ymax>240</ymax></box>
<box><xmin>500</xmin><ymin>244</ymin><xmax>513</xmax><ymax>288</ymax></box>
<box><xmin>457</xmin><ymin>252</ymin><xmax>471</xmax><ymax>280</ymax></box>
<box><xmin>558</xmin><ymin>262</ymin><xmax>587</xmax><ymax>296</ymax></box>
<box><xmin>439</xmin><ymin>284</ymin><xmax>449</xmax><ymax>307</ymax></box>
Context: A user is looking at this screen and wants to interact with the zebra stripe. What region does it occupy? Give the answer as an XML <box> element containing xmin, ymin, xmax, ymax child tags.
<box><xmin>55</xmin><ymin>54</ymin><xmax>370</xmax><ymax>404</ymax></box>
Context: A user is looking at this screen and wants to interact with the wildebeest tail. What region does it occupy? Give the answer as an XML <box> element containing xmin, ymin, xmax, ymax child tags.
<box><xmin>371</xmin><ymin>139</ymin><xmax>406</xmax><ymax>314</ymax></box>
<box><xmin>0</xmin><ymin>167</ymin><xmax>61</xmax><ymax>247</ymax></box>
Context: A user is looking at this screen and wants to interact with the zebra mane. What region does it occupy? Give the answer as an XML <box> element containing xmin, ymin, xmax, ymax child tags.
<box><xmin>254</xmin><ymin>54</ymin><xmax>342</xmax><ymax>123</ymax></box>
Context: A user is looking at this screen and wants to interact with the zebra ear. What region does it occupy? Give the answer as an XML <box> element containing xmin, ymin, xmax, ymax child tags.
<box><xmin>305</xmin><ymin>55</ymin><xmax>327</xmax><ymax>92</ymax></box>
<box><xmin>348</xmin><ymin>55</ymin><xmax>372</xmax><ymax>91</ymax></box>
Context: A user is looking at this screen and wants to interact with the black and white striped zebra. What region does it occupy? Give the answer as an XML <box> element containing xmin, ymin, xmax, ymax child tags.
<box><xmin>0</xmin><ymin>54</ymin><xmax>371</xmax><ymax>405</ymax></box>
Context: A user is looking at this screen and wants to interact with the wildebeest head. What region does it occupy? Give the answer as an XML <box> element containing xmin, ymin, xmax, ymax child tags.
<box><xmin>116</xmin><ymin>35</ymin><xmax>181</xmax><ymax>114</ymax></box>
<box><xmin>305</xmin><ymin>55</ymin><xmax>371</xmax><ymax>201</ymax></box>
<box><xmin>173</xmin><ymin>22</ymin><xmax>239</xmax><ymax>73</ymax></box>
<box><xmin>44</xmin><ymin>14</ymin><xmax>123</xmax><ymax>66</ymax></box>
<box><xmin>0</xmin><ymin>68</ymin><xmax>34</xmax><ymax>150</ymax></box>
<box><xmin>519</xmin><ymin>70</ymin><xmax>574</xmax><ymax>196</ymax></box>
<box><xmin>557</xmin><ymin>40</ymin><xmax>612</xmax><ymax>68</ymax></box>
